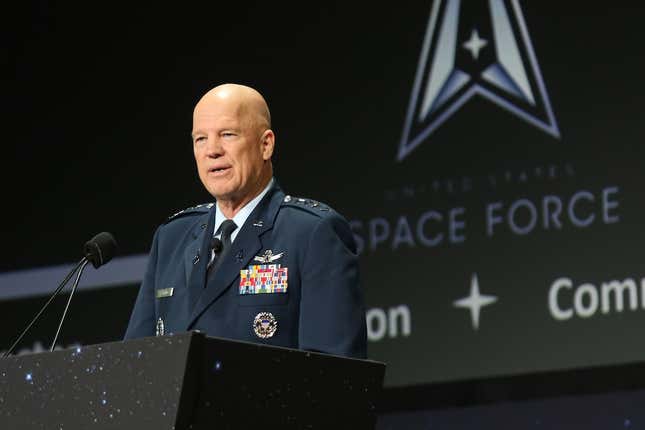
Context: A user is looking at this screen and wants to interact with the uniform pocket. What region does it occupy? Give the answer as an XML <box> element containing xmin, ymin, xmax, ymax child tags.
<box><xmin>238</xmin><ymin>293</ymin><xmax>289</xmax><ymax>307</ymax></box>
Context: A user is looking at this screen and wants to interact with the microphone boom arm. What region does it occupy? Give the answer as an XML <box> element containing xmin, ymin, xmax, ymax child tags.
<box><xmin>2</xmin><ymin>257</ymin><xmax>87</xmax><ymax>358</ymax></box>
<box><xmin>50</xmin><ymin>259</ymin><xmax>90</xmax><ymax>351</ymax></box>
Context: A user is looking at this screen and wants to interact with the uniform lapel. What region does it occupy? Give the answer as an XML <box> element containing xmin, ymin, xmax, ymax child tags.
<box><xmin>185</xmin><ymin>205</ymin><xmax>218</xmax><ymax>315</ymax></box>
<box><xmin>183</xmin><ymin>213</ymin><xmax>211</xmax><ymax>285</ymax></box>
<box><xmin>185</xmin><ymin>185</ymin><xmax>285</xmax><ymax>329</ymax></box>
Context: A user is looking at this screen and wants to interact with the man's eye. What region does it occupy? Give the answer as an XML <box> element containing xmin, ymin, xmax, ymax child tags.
<box><xmin>194</xmin><ymin>136</ymin><xmax>206</xmax><ymax>143</ymax></box>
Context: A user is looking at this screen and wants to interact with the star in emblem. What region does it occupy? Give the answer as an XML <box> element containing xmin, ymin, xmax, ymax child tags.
<box><xmin>462</xmin><ymin>29</ymin><xmax>487</xmax><ymax>60</ymax></box>
<box><xmin>453</xmin><ymin>273</ymin><xmax>498</xmax><ymax>330</ymax></box>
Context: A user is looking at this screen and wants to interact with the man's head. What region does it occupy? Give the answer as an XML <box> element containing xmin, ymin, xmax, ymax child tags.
<box><xmin>192</xmin><ymin>84</ymin><xmax>274</xmax><ymax>215</ymax></box>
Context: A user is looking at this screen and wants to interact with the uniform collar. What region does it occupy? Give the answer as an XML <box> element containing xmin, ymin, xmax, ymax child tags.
<box><xmin>213</xmin><ymin>178</ymin><xmax>274</xmax><ymax>242</ymax></box>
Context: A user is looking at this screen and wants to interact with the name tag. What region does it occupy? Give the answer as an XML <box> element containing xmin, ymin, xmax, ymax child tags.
<box><xmin>239</xmin><ymin>264</ymin><xmax>288</xmax><ymax>295</ymax></box>
<box><xmin>155</xmin><ymin>287</ymin><xmax>174</xmax><ymax>298</ymax></box>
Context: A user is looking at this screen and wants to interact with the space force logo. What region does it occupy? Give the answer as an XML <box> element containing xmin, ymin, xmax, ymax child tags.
<box><xmin>398</xmin><ymin>0</ymin><xmax>560</xmax><ymax>161</ymax></box>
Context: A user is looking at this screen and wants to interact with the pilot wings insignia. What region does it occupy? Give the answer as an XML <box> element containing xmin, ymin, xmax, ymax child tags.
<box><xmin>253</xmin><ymin>250</ymin><xmax>284</xmax><ymax>264</ymax></box>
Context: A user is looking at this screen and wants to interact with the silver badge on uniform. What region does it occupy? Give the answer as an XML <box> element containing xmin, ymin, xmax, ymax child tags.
<box><xmin>156</xmin><ymin>288</ymin><xmax>174</xmax><ymax>298</ymax></box>
<box><xmin>156</xmin><ymin>317</ymin><xmax>165</xmax><ymax>336</ymax></box>
<box><xmin>253</xmin><ymin>312</ymin><xmax>277</xmax><ymax>338</ymax></box>
<box><xmin>253</xmin><ymin>249</ymin><xmax>284</xmax><ymax>263</ymax></box>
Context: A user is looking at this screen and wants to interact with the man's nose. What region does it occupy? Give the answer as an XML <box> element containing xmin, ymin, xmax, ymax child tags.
<box><xmin>205</xmin><ymin>136</ymin><xmax>223</xmax><ymax>157</ymax></box>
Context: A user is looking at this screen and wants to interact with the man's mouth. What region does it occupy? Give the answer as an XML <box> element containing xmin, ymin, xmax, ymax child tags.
<box><xmin>209</xmin><ymin>166</ymin><xmax>231</xmax><ymax>175</ymax></box>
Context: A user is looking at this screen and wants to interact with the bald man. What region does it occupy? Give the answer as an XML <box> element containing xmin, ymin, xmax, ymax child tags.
<box><xmin>124</xmin><ymin>84</ymin><xmax>367</xmax><ymax>359</ymax></box>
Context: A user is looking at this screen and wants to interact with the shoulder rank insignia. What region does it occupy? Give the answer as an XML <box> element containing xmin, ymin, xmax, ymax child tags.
<box><xmin>165</xmin><ymin>203</ymin><xmax>213</xmax><ymax>223</ymax></box>
<box><xmin>253</xmin><ymin>249</ymin><xmax>283</xmax><ymax>263</ymax></box>
<box><xmin>283</xmin><ymin>195</ymin><xmax>330</xmax><ymax>212</ymax></box>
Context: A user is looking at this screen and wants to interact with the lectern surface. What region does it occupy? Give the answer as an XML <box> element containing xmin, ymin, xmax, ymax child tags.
<box><xmin>0</xmin><ymin>332</ymin><xmax>385</xmax><ymax>429</ymax></box>
<box><xmin>0</xmin><ymin>333</ymin><xmax>195</xmax><ymax>429</ymax></box>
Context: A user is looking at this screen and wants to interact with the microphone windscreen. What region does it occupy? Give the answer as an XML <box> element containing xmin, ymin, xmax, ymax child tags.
<box><xmin>210</xmin><ymin>237</ymin><xmax>223</xmax><ymax>254</ymax></box>
<box><xmin>84</xmin><ymin>232</ymin><xmax>118</xmax><ymax>268</ymax></box>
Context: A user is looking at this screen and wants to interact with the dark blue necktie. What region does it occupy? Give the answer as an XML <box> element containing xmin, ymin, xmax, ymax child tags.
<box><xmin>207</xmin><ymin>219</ymin><xmax>237</xmax><ymax>280</ymax></box>
<box><xmin>219</xmin><ymin>219</ymin><xmax>237</xmax><ymax>251</ymax></box>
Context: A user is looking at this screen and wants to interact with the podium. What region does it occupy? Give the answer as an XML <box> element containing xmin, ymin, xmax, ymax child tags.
<box><xmin>0</xmin><ymin>332</ymin><xmax>385</xmax><ymax>429</ymax></box>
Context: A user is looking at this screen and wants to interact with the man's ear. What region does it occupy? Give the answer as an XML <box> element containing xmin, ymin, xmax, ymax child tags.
<box><xmin>261</xmin><ymin>129</ymin><xmax>275</xmax><ymax>160</ymax></box>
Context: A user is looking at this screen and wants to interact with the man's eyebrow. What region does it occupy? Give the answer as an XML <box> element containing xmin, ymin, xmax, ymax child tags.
<box><xmin>218</xmin><ymin>125</ymin><xmax>240</xmax><ymax>131</ymax></box>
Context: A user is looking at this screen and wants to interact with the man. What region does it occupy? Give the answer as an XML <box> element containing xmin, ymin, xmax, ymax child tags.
<box><xmin>125</xmin><ymin>84</ymin><xmax>367</xmax><ymax>358</ymax></box>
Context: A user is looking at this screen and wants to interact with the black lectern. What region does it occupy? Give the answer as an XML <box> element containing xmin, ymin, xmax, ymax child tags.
<box><xmin>0</xmin><ymin>332</ymin><xmax>385</xmax><ymax>429</ymax></box>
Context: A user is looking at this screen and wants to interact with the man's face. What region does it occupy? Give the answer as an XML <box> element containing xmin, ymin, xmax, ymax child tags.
<box><xmin>192</xmin><ymin>97</ymin><xmax>273</xmax><ymax>203</ymax></box>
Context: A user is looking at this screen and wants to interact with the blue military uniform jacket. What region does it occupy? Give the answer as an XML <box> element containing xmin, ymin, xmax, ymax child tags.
<box><xmin>124</xmin><ymin>182</ymin><xmax>367</xmax><ymax>359</ymax></box>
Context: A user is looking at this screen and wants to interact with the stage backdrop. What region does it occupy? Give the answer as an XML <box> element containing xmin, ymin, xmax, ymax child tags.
<box><xmin>2</xmin><ymin>1</ymin><xmax>645</xmax><ymax>387</ymax></box>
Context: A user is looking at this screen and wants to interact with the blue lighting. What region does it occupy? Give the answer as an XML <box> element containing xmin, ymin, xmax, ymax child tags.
<box><xmin>25</xmin><ymin>373</ymin><xmax>32</xmax><ymax>381</ymax></box>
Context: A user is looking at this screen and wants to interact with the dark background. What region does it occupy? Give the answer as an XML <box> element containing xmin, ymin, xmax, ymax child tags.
<box><xmin>3</xmin><ymin>0</ymin><xmax>645</xmax><ymax>416</ymax></box>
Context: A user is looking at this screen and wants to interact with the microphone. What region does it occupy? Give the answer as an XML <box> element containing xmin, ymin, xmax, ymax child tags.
<box><xmin>84</xmin><ymin>232</ymin><xmax>118</xmax><ymax>268</ymax></box>
<box><xmin>2</xmin><ymin>232</ymin><xmax>118</xmax><ymax>358</ymax></box>
<box><xmin>49</xmin><ymin>232</ymin><xmax>118</xmax><ymax>351</ymax></box>
<box><xmin>206</xmin><ymin>237</ymin><xmax>223</xmax><ymax>273</ymax></box>
<box><xmin>210</xmin><ymin>236</ymin><xmax>223</xmax><ymax>254</ymax></box>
